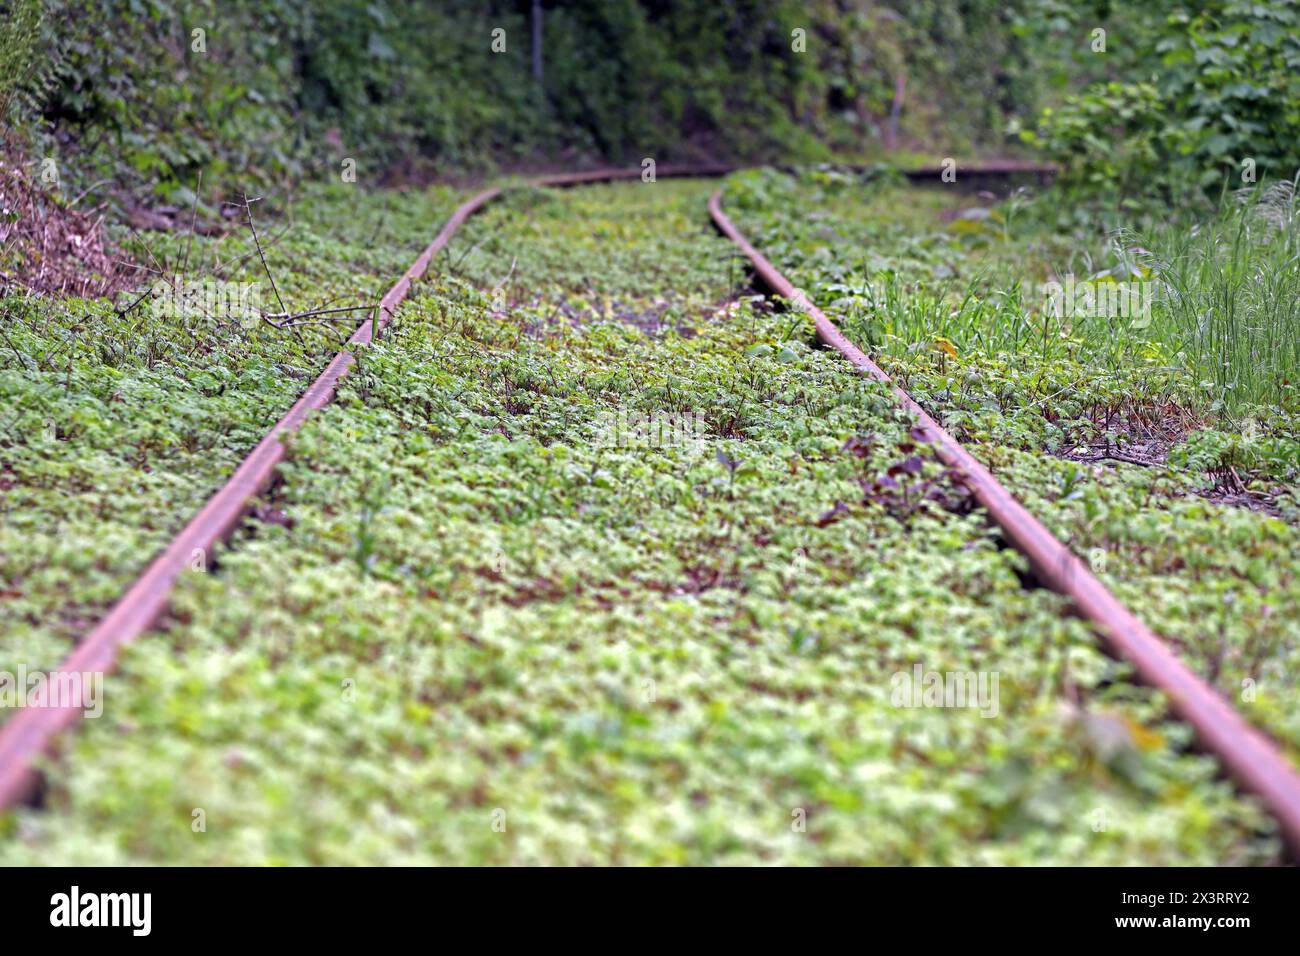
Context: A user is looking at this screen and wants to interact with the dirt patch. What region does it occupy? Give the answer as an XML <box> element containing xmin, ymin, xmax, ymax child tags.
<box><xmin>1056</xmin><ymin>401</ymin><xmax>1200</xmax><ymax>469</ymax></box>
<box><xmin>1053</xmin><ymin>402</ymin><xmax>1293</xmax><ymax>519</ymax></box>
<box><xmin>1188</xmin><ymin>484</ymin><xmax>1290</xmax><ymax>519</ymax></box>
<box><xmin>0</xmin><ymin>151</ymin><xmax>140</xmax><ymax>299</ymax></box>
<box><xmin>936</xmin><ymin>191</ymin><xmax>1005</xmax><ymax>223</ymax></box>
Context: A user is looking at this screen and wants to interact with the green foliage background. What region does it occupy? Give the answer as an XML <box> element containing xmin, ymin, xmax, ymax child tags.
<box><xmin>2</xmin><ymin>0</ymin><xmax>1053</xmax><ymax>200</ymax></box>
<box><xmin>4</xmin><ymin>0</ymin><xmax>1299</xmax><ymax>205</ymax></box>
<box><xmin>1024</xmin><ymin>1</ymin><xmax>1300</xmax><ymax>200</ymax></box>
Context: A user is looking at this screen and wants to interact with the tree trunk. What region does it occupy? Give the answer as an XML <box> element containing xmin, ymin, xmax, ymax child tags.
<box><xmin>531</xmin><ymin>0</ymin><xmax>543</xmax><ymax>83</ymax></box>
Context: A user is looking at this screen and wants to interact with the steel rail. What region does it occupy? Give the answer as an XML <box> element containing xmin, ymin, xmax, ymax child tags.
<box><xmin>26</xmin><ymin>160</ymin><xmax>1231</xmax><ymax>856</ymax></box>
<box><xmin>0</xmin><ymin>184</ymin><xmax>511</xmax><ymax>808</ymax></box>
<box><xmin>0</xmin><ymin>164</ymin><xmax>743</xmax><ymax>809</ymax></box>
<box><xmin>708</xmin><ymin>189</ymin><xmax>1300</xmax><ymax>860</ymax></box>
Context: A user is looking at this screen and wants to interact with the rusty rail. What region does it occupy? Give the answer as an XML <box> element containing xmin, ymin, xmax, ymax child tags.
<box><xmin>0</xmin><ymin>165</ymin><xmax>735</xmax><ymax>809</ymax></box>
<box><xmin>0</xmin><ymin>185</ymin><xmax>505</xmax><ymax>808</ymax></box>
<box><xmin>708</xmin><ymin>189</ymin><xmax>1300</xmax><ymax>860</ymax></box>
<box><xmin>12</xmin><ymin>161</ymin><xmax>1291</xmax><ymax>869</ymax></box>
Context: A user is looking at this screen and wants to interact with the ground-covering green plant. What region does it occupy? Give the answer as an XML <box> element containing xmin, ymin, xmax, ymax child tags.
<box><xmin>725</xmin><ymin>168</ymin><xmax>1300</xmax><ymax>754</ymax></box>
<box><xmin>0</xmin><ymin>180</ymin><xmax>1279</xmax><ymax>864</ymax></box>
<box><xmin>0</xmin><ymin>182</ymin><xmax>460</xmax><ymax>695</ymax></box>
<box><xmin>729</xmin><ymin>167</ymin><xmax>1300</xmax><ymax>429</ymax></box>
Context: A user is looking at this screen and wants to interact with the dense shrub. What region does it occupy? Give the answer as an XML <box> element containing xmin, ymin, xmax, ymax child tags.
<box><xmin>1024</xmin><ymin>1</ymin><xmax>1300</xmax><ymax>201</ymax></box>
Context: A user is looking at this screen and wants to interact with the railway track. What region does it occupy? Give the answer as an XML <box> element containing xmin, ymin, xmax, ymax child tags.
<box><xmin>3</xmin><ymin>163</ymin><xmax>1299</xmax><ymax>861</ymax></box>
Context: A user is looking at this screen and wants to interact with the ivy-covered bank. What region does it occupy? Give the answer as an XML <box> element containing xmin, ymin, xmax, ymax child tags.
<box><xmin>0</xmin><ymin>181</ymin><xmax>1279</xmax><ymax>864</ymax></box>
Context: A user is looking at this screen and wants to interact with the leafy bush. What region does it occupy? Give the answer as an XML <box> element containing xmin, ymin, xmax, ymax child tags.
<box><xmin>1025</xmin><ymin>82</ymin><xmax>1167</xmax><ymax>198</ymax></box>
<box><xmin>0</xmin><ymin>0</ymin><xmax>43</xmax><ymax>119</ymax></box>
<box><xmin>1024</xmin><ymin>1</ymin><xmax>1300</xmax><ymax>200</ymax></box>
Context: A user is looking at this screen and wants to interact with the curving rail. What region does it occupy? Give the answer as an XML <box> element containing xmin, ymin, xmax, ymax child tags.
<box><xmin>7</xmin><ymin>161</ymin><xmax>1298</xmax><ymax>865</ymax></box>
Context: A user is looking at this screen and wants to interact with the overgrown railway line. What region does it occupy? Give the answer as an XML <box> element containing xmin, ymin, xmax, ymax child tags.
<box><xmin>4</xmin><ymin>164</ymin><xmax>1299</xmax><ymax>862</ymax></box>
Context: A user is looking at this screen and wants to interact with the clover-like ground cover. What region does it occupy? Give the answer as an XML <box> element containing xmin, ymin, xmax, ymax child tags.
<box><xmin>724</xmin><ymin>169</ymin><xmax>1300</xmax><ymax>757</ymax></box>
<box><xmin>0</xmin><ymin>179</ymin><xmax>1280</xmax><ymax>864</ymax></box>
<box><xmin>0</xmin><ymin>184</ymin><xmax>460</xmax><ymax>697</ymax></box>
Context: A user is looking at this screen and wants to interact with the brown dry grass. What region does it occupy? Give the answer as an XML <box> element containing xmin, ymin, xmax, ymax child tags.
<box><xmin>0</xmin><ymin>151</ymin><xmax>140</xmax><ymax>299</ymax></box>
